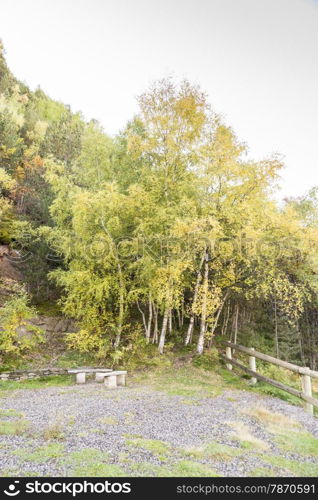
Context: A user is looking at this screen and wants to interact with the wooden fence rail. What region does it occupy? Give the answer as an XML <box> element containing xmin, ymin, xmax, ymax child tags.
<box><xmin>220</xmin><ymin>341</ymin><xmax>318</xmax><ymax>415</ymax></box>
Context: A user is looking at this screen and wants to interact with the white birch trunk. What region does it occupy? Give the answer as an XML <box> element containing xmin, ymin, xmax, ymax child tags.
<box><xmin>185</xmin><ymin>253</ymin><xmax>205</xmax><ymax>346</ymax></box>
<box><xmin>146</xmin><ymin>294</ymin><xmax>153</xmax><ymax>342</ymax></box>
<box><xmin>158</xmin><ymin>308</ymin><xmax>170</xmax><ymax>354</ymax></box>
<box><xmin>196</xmin><ymin>252</ymin><xmax>209</xmax><ymax>354</ymax></box>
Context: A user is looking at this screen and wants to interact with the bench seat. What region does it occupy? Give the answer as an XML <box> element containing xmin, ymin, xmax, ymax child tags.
<box><xmin>68</xmin><ymin>368</ymin><xmax>111</xmax><ymax>384</ymax></box>
<box><xmin>101</xmin><ymin>371</ymin><xmax>127</xmax><ymax>388</ymax></box>
<box><xmin>67</xmin><ymin>367</ymin><xmax>127</xmax><ymax>387</ymax></box>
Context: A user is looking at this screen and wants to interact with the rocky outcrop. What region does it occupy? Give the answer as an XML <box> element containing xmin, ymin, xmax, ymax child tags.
<box><xmin>0</xmin><ymin>316</ymin><xmax>78</xmax><ymax>377</ymax></box>
<box><xmin>0</xmin><ymin>245</ymin><xmax>23</xmax><ymax>307</ymax></box>
<box><xmin>0</xmin><ymin>245</ymin><xmax>22</xmax><ymax>281</ymax></box>
<box><xmin>0</xmin><ymin>368</ymin><xmax>68</xmax><ymax>381</ymax></box>
<box><xmin>30</xmin><ymin>316</ymin><xmax>77</xmax><ymax>334</ymax></box>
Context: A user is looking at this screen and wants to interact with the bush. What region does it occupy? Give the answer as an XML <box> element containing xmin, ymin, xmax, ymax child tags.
<box><xmin>257</xmin><ymin>361</ymin><xmax>299</xmax><ymax>388</ymax></box>
<box><xmin>192</xmin><ymin>347</ymin><xmax>220</xmax><ymax>371</ymax></box>
<box><xmin>0</xmin><ymin>286</ymin><xmax>44</xmax><ymax>367</ymax></box>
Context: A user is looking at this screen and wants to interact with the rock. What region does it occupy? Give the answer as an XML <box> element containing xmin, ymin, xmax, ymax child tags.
<box><xmin>0</xmin><ymin>245</ymin><xmax>23</xmax><ymax>281</ymax></box>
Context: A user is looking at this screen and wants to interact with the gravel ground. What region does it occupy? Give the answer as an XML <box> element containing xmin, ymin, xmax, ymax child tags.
<box><xmin>0</xmin><ymin>381</ymin><xmax>318</xmax><ymax>477</ymax></box>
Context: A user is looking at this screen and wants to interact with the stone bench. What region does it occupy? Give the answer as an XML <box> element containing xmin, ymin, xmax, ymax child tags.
<box><xmin>68</xmin><ymin>368</ymin><xmax>111</xmax><ymax>384</ymax></box>
<box><xmin>102</xmin><ymin>371</ymin><xmax>127</xmax><ymax>388</ymax></box>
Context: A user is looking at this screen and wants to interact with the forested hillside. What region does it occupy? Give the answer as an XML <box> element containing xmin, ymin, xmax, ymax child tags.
<box><xmin>1</xmin><ymin>41</ymin><xmax>318</xmax><ymax>370</ymax></box>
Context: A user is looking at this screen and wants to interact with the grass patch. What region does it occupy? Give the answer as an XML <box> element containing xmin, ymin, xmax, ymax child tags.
<box><xmin>67</xmin><ymin>448</ymin><xmax>109</xmax><ymax>463</ymax></box>
<box><xmin>124</xmin><ymin>412</ymin><xmax>135</xmax><ymax>425</ymax></box>
<box><xmin>243</xmin><ymin>405</ymin><xmax>301</xmax><ymax>433</ymax></box>
<box><xmin>126</xmin><ymin>437</ymin><xmax>171</xmax><ymax>459</ymax></box>
<box><xmin>0</xmin><ymin>419</ymin><xmax>29</xmax><ymax>435</ymax></box>
<box><xmin>250</xmin><ymin>383</ymin><xmax>302</xmax><ymax>406</ymax></box>
<box><xmin>56</xmin><ymin>351</ymin><xmax>100</xmax><ymax>369</ymax></box>
<box><xmin>72</xmin><ymin>463</ymin><xmax>125</xmax><ymax>477</ymax></box>
<box><xmin>68</xmin><ymin>416</ymin><xmax>76</xmax><ymax>426</ymax></box>
<box><xmin>183</xmin><ymin>441</ymin><xmax>245</xmax><ymax>461</ymax></box>
<box><xmin>215</xmin><ymin>358</ymin><xmax>305</xmax><ymax>408</ymax></box>
<box><xmin>129</xmin><ymin>462</ymin><xmax>160</xmax><ymax>476</ymax></box>
<box><xmin>249</xmin><ymin>466</ymin><xmax>281</xmax><ymax>477</ymax></box>
<box><xmin>13</xmin><ymin>443</ymin><xmax>65</xmax><ymax>463</ymax></box>
<box><xmin>260</xmin><ymin>455</ymin><xmax>318</xmax><ymax>477</ymax></box>
<box><xmin>227</xmin><ymin>421</ymin><xmax>269</xmax><ymax>450</ymax></box>
<box><xmin>132</xmin><ymin>365</ymin><xmax>223</xmax><ymax>398</ymax></box>
<box><xmin>64</xmin><ymin>448</ymin><xmax>125</xmax><ymax>477</ymax></box>
<box><xmin>239</xmin><ymin>406</ymin><xmax>318</xmax><ymax>458</ymax></box>
<box><xmin>180</xmin><ymin>398</ymin><xmax>200</xmax><ymax>406</ymax></box>
<box><xmin>0</xmin><ymin>376</ymin><xmax>72</xmax><ymax>392</ymax></box>
<box><xmin>129</xmin><ymin>460</ymin><xmax>219</xmax><ymax>477</ymax></box>
<box><xmin>275</xmin><ymin>431</ymin><xmax>318</xmax><ymax>458</ymax></box>
<box><xmin>0</xmin><ymin>409</ymin><xmax>23</xmax><ymax>418</ymax></box>
<box><xmin>169</xmin><ymin>460</ymin><xmax>219</xmax><ymax>477</ymax></box>
<box><xmin>43</xmin><ymin>422</ymin><xmax>65</xmax><ymax>441</ymax></box>
<box><xmin>99</xmin><ymin>416</ymin><xmax>118</xmax><ymax>425</ymax></box>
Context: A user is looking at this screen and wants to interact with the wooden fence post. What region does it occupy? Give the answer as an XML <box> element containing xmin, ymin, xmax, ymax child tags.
<box><xmin>249</xmin><ymin>347</ymin><xmax>257</xmax><ymax>385</ymax></box>
<box><xmin>301</xmin><ymin>367</ymin><xmax>313</xmax><ymax>415</ymax></box>
<box><xmin>226</xmin><ymin>346</ymin><xmax>232</xmax><ymax>371</ymax></box>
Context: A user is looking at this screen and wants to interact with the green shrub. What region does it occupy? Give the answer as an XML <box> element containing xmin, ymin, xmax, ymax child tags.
<box><xmin>192</xmin><ymin>347</ymin><xmax>220</xmax><ymax>371</ymax></box>
<box><xmin>0</xmin><ymin>287</ymin><xmax>44</xmax><ymax>367</ymax></box>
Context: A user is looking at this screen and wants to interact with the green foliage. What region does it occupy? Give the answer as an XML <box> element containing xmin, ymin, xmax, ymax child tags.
<box><xmin>192</xmin><ymin>347</ymin><xmax>220</xmax><ymax>370</ymax></box>
<box><xmin>0</xmin><ymin>42</ymin><xmax>318</xmax><ymax>372</ymax></box>
<box><xmin>0</xmin><ymin>286</ymin><xmax>44</xmax><ymax>366</ymax></box>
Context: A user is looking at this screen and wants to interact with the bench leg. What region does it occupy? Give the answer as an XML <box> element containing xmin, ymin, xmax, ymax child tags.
<box><xmin>117</xmin><ymin>374</ymin><xmax>126</xmax><ymax>386</ymax></box>
<box><xmin>76</xmin><ymin>372</ymin><xmax>86</xmax><ymax>384</ymax></box>
<box><xmin>104</xmin><ymin>375</ymin><xmax>117</xmax><ymax>388</ymax></box>
<box><xmin>95</xmin><ymin>373</ymin><xmax>105</xmax><ymax>382</ymax></box>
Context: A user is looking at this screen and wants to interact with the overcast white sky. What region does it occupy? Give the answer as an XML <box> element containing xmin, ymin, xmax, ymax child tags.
<box><xmin>1</xmin><ymin>0</ymin><xmax>318</xmax><ymax>199</ymax></box>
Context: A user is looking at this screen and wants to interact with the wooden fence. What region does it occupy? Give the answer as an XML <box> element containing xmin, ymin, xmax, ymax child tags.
<box><xmin>220</xmin><ymin>341</ymin><xmax>318</xmax><ymax>415</ymax></box>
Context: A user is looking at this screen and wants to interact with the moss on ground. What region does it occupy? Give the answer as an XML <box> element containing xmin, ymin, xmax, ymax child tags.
<box><xmin>132</xmin><ymin>365</ymin><xmax>223</xmax><ymax>398</ymax></box>
<box><xmin>126</xmin><ymin>437</ymin><xmax>171</xmax><ymax>459</ymax></box>
<box><xmin>62</xmin><ymin>448</ymin><xmax>125</xmax><ymax>477</ymax></box>
<box><xmin>0</xmin><ymin>409</ymin><xmax>23</xmax><ymax>418</ymax></box>
<box><xmin>129</xmin><ymin>459</ymin><xmax>219</xmax><ymax>477</ymax></box>
<box><xmin>182</xmin><ymin>441</ymin><xmax>245</xmax><ymax>461</ymax></box>
<box><xmin>99</xmin><ymin>416</ymin><xmax>118</xmax><ymax>425</ymax></box>
<box><xmin>13</xmin><ymin>443</ymin><xmax>65</xmax><ymax>463</ymax></box>
<box><xmin>260</xmin><ymin>454</ymin><xmax>318</xmax><ymax>477</ymax></box>
<box><xmin>0</xmin><ymin>419</ymin><xmax>30</xmax><ymax>435</ymax></box>
<box><xmin>0</xmin><ymin>376</ymin><xmax>72</xmax><ymax>392</ymax></box>
<box><xmin>275</xmin><ymin>431</ymin><xmax>318</xmax><ymax>458</ymax></box>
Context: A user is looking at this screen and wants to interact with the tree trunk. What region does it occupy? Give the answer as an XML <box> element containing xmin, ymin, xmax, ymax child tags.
<box><xmin>152</xmin><ymin>303</ymin><xmax>159</xmax><ymax>344</ymax></box>
<box><xmin>114</xmin><ymin>263</ymin><xmax>125</xmax><ymax>348</ymax></box>
<box><xmin>196</xmin><ymin>252</ymin><xmax>209</xmax><ymax>354</ymax></box>
<box><xmin>177</xmin><ymin>308</ymin><xmax>182</xmax><ymax>329</ymax></box>
<box><xmin>208</xmin><ymin>291</ymin><xmax>229</xmax><ymax>346</ymax></box>
<box><xmin>158</xmin><ymin>308</ymin><xmax>170</xmax><ymax>354</ymax></box>
<box><xmin>136</xmin><ymin>300</ymin><xmax>147</xmax><ymax>336</ymax></box>
<box><xmin>185</xmin><ymin>253</ymin><xmax>205</xmax><ymax>345</ymax></box>
<box><xmin>186</xmin><ymin>316</ymin><xmax>195</xmax><ymax>346</ymax></box>
<box><xmin>222</xmin><ymin>301</ymin><xmax>230</xmax><ymax>336</ymax></box>
<box><xmin>168</xmin><ymin>310</ymin><xmax>172</xmax><ymax>333</ymax></box>
<box><xmin>233</xmin><ymin>303</ymin><xmax>239</xmax><ymax>345</ymax></box>
<box><xmin>146</xmin><ymin>294</ymin><xmax>153</xmax><ymax>342</ymax></box>
<box><xmin>274</xmin><ymin>297</ymin><xmax>279</xmax><ymax>358</ymax></box>
<box><xmin>181</xmin><ymin>300</ymin><xmax>184</xmax><ymax>326</ymax></box>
